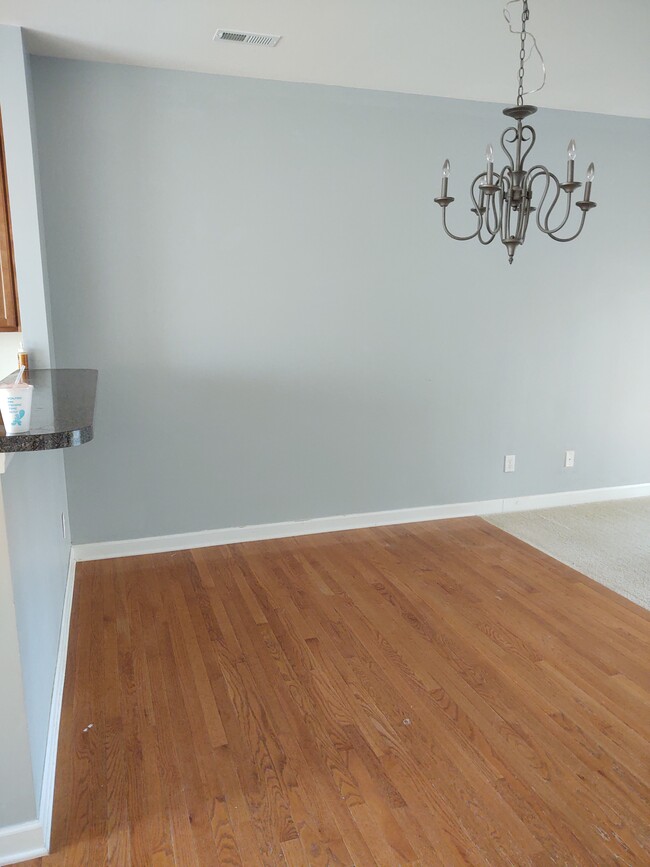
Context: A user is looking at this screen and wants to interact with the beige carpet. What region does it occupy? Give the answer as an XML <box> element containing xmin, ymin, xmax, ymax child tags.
<box><xmin>485</xmin><ymin>497</ymin><xmax>650</xmax><ymax>610</ymax></box>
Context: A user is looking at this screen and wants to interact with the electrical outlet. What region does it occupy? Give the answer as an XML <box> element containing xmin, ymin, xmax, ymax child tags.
<box><xmin>61</xmin><ymin>512</ymin><xmax>66</xmax><ymax>539</ymax></box>
<box><xmin>564</xmin><ymin>449</ymin><xmax>575</xmax><ymax>468</ymax></box>
<box><xmin>504</xmin><ymin>454</ymin><xmax>516</xmax><ymax>473</ymax></box>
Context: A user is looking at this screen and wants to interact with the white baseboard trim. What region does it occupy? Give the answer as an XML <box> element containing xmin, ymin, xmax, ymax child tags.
<box><xmin>72</xmin><ymin>482</ymin><xmax>650</xmax><ymax>562</ymax></box>
<box><xmin>73</xmin><ymin>498</ymin><xmax>502</xmax><ymax>562</ymax></box>
<box><xmin>39</xmin><ymin>550</ymin><xmax>76</xmax><ymax>851</ymax></box>
<box><xmin>0</xmin><ymin>820</ymin><xmax>46</xmax><ymax>866</ymax></box>
<box><xmin>502</xmin><ymin>482</ymin><xmax>650</xmax><ymax>513</ymax></box>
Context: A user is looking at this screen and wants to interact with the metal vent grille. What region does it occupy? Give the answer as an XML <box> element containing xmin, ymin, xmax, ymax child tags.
<box><xmin>214</xmin><ymin>30</ymin><xmax>281</xmax><ymax>47</ymax></box>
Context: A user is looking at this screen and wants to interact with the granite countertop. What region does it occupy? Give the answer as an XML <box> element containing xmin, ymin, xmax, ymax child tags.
<box><xmin>0</xmin><ymin>369</ymin><xmax>98</xmax><ymax>453</ymax></box>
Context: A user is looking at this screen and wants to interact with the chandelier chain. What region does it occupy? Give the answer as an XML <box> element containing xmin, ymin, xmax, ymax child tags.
<box><xmin>517</xmin><ymin>1</ymin><xmax>529</xmax><ymax>106</ymax></box>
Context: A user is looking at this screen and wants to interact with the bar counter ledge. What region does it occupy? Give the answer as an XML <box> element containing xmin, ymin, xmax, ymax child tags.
<box><xmin>0</xmin><ymin>368</ymin><xmax>98</xmax><ymax>455</ymax></box>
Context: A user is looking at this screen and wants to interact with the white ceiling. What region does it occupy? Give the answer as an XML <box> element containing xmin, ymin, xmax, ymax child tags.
<box><xmin>0</xmin><ymin>0</ymin><xmax>649</xmax><ymax>119</ymax></box>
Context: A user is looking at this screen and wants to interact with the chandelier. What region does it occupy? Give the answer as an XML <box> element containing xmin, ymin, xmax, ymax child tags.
<box><xmin>434</xmin><ymin>0</ymin><xmax>597</xmax><ymax>263</ymax></box>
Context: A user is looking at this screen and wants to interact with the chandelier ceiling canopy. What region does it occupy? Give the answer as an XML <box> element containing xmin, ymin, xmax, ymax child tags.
<box><xmin>434</xmin><ymin>0</ymin><xmax>597</xmax><ymax>264</ymax></box>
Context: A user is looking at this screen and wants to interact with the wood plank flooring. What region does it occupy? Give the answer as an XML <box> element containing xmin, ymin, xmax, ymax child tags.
<box><xmin>16</xmin><ymin>517</ymin><xmax>650</xmax><ymax>866</ymax></box>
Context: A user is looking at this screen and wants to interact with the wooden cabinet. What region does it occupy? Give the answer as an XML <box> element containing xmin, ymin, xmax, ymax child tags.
<box><xmin>0</xmin><ymin>113</ymin><xmax>20</xmax><ymax>332</ymax></box>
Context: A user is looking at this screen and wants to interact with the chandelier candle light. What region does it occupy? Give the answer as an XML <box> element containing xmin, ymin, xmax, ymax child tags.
<box><xmin>434</xmin><ymin>0</ymin><xmax>597</xmax><ymax>263</ymax></box>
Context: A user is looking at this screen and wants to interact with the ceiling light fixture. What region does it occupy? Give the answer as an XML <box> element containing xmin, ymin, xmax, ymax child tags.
<box><xmin>434</xmin><ymin>0</ymin><xmax>597</xmax><ymax>264</ymax></box>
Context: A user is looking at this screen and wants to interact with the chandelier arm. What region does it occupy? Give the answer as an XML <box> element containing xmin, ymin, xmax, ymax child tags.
<box><xmin>545</xmin><ymin>193</ymin><xmax>573</xmax><ymax>235</ymax></box>
<box><xmin>440</xmin><ymin>174</ymin><xmax>488</xmax><ymax>242</ymax></box>
<box><xmin>478</xmin><ymin>230</ymin><xmax>499</xmax><ymax>246</ymax></box>
<box><xmin>535</xmin><ymin>178</ymin><xmax>557</xmax><ymax>235</ymax></box>
<box><xmin>528</xmin><ymin>168</ymin><xmax>562</xmax><ymax>235</ymax></box>
<box><xmin>469</xmin><ymin>174</ymin><xmax>485</xmax><ymax>210</ymax></box>
<box><xmin>441</xmin><ymin>208</ymin><xmax>482</xmax><ymax>242</ymax></box>
<box><xmin>538</xmin><ymin>171</ymin><xmax>574</xmax><ymax>234</ymax></box>
<box><xmin>471</xmin><ymin>174</ymin><xmax>499</xmax><ymax>242</ymax></box>
<box><xmin>539</xmin><ymin>185</ymin><xmax>577</xmax><ymax>236</ymax></box>
<box><xmin>478</xmin><ymin>188</ymin><xmax>500</xmax><ymax>244</ymax></box>
<box><xmin>526</xmin><ymin>165</ymin><xmax>549</xmax><ymax>183</ymax></box>
<box><xmin>547</xmin><ymin>211</ymin><xmax>588</xmax><ymax>242</ymax></box>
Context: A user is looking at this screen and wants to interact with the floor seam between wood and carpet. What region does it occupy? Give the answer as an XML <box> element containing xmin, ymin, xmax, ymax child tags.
<box><xmin>485</xmin><ymin>497</ymin><xmax>650</xmax><ymax>609</ymax></box>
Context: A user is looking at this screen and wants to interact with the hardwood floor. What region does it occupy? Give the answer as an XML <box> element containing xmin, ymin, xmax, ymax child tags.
<box><xmin>16</xmin><ymin>518</ymin><xmax>650</xmax><ymax>866</ymax></box>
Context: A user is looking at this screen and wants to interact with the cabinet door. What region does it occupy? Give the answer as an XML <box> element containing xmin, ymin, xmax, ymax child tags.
<box><xmin>0</xmin><ymin>114</ymin><xmax>19</xmax><ymax>332</ymax></box>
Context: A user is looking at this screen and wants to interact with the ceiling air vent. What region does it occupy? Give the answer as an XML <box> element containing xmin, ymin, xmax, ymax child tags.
<box><xmin>214</xmin><ymin>30</ymin><xmax>281</xmax><ymax>47</ymax></box>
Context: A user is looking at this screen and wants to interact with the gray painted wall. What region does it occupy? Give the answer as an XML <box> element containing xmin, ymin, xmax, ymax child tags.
<box><xmin>0</xmin><ymin>27</ymin><xmax>71</xmax><ymax>823</ymax></box>
<box><xmin>31</xmin><ymin>57</ymin><xmax>650</xmax><ymax>545</ymax></box>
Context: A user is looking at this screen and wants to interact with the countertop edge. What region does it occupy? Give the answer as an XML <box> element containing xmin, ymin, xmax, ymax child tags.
<box><xmin>0</xmin><ymin>423</ymin><xmax>94</xmax><ymax>453</ymax></box>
